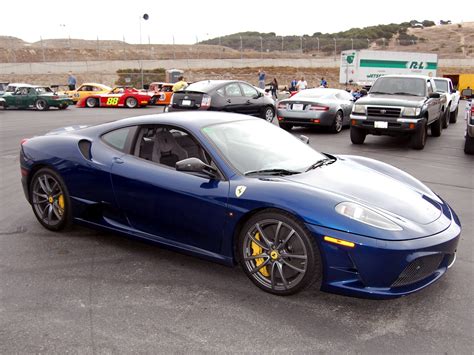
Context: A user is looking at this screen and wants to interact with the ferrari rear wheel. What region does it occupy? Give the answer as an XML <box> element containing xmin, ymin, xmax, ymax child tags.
<box><xmin>238</xmin><ymin>210</ymin><xmax>321</xmax><ymax>295</ymax></box>
<box><xmin>125</xmin><ymin>97</ymin><xmax>138</xmax><ymax>108</ymax></box>
<box><xmin>279</xmin><ymin>122</ymin><xmax>293</xmax><ymax>131</ymax></box>
<box><xmin>35</xmin><ymin>99</ymin><xmax>49</xmax><ymax>111</ymax></box>
<box><xmin>30</xmin><ymin>168</ymin><xmax>71</xmax><ymax>231</ymax></box>
<box><xmin>86</xmin><ymin>97</ymin><xmax>98</xmax><ymax>108</ymax></box>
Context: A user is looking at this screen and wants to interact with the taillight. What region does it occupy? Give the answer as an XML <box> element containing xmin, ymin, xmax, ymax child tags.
<box><xmin>277</xmin><ymin>103</ymin><xmax>287</xmax><ymax>110</ymax></box>
<box><xmin>52</xmin><ymin>96</ymin><xmax>58</xmax><ymax>99</ymax></box>
<box><xmin>20</xmin><ymin>138</ymin><xmax>29</xmax><ymax>145</ymax></box>
<box><xmin>201</xmin><ymin>95</ymin><xmax>211</xmax><ymax>109</ymax></box>
<box><xmin>309</xmin><ymin>105</ymin><xmax>329</xmax><ymax>111</ymax></box>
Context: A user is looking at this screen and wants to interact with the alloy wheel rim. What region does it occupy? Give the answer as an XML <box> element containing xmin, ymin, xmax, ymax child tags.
<box><xmin>243</xmin><ymin>219</ymin><xmax>308</xmax><ymax>291</ymax></box>
<box><xmin>335</xmin><ymin>113</ymin><xmax>343</xmax><ymax>132</ymax></box>
<box><xmin>86</xmin><ymin>98</ymin><xmax>95</xmax><ymax>107</ymax></box>
<box><xmin>127</xmin><ymin>98</ymin><xmax>137</xmax><ymax>108</ymax></box>
<box><xmin>32</xmin><ymin>174</ymin><xmax>65</xmax><ymax>227</ymax></box>
<box><xmin>265</xmin><ymin>108</ymin><xmax>274</xmax><ymax>122</ymax></box>
<box><xmin>37</xmin><ymin>100</ymin><xmax>45</xmax><ymax>109</ymax></box>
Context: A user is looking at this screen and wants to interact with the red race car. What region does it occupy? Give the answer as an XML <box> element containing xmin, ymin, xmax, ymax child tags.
<box><xmin>77</xmin><ymin>86</ymin><xmax>151</xmax><ymax>108</ymax></box>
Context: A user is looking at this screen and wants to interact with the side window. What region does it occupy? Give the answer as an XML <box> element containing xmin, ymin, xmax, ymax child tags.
<box><xmin>427</xmin><ymin>80</ymin><xmax>433</xmax><ymax>94</ymax></box>
<box><xmin>101</xmin><ymin>126</ymin><xmax>136</xmax><ymax>152</ymax></box>
<box><xmin>216</xmin><ymin>87</ymin><xmax>225</xmax><ymax>96</ymax></box>
<box><xmin>133</xmin><ymin>125</ymin><xmax>214</xmax><ymax>170</ymax></box>
<box><xmin>240</xmin><ymin>83</ymin><xmax>258</xmax><ymax>98</ymax></box>
<box><xmin>224</xmin><ymin>83</ymin><xmax>242</xmax><ymax>97</ymax></box>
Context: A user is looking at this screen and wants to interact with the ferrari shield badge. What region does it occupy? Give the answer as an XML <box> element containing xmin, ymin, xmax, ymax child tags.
<box><xmin>235</xmin><ymin>185</ymin><xmax>247</xmax><ymax>198</ymax></box>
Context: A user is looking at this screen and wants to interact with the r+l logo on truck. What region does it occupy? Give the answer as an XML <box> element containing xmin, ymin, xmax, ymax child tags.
<box><xmin>409</xmin><ymin>61</ymin><xmax>427</xmax><ymax>69</ymax></box>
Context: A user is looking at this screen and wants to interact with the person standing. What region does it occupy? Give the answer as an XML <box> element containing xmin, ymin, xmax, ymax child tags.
<box><xmin>289</xmin><ymin>78</ymin><xmax>298</xmax><ymax>92</ymax></box>
<box><xmin>269</xmin><ymin>78</ymin><xmax>278</xmax><ymax>99</ymax></box>
<box><xmin>67</xmin><ymin>72</ymin><xmax>77</xmax><ymax>90</ymax></box>
<box><xmin>258</xmin><ymin>69</ymin><xmax>266</xmax><ymax>89</ymax></box>
<box><xmin>172</xmin><ymin>76</ymin><xmax>188</xmax><ymax>92</ymax></box>
<box><xmin>296</xmin><ymin>77</ymin><xmax>307</xmax><ymax>91</ymax></box>
<box><xmin>320</xmin><ymin>77</ymin><xmax>328</xmax><ymax>88</ymax></box>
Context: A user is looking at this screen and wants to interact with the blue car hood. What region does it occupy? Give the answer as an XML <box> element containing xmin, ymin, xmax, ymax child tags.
<box><xmin>280</xmin><ymin>157</ymin><xmax>447</xmax><ymax>228</ymax></box>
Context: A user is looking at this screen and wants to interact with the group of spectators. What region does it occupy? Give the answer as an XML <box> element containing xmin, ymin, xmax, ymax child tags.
<box><xmin>258</xmin><ymin>69</ymin><xmax>329</xmax><ymax>99</ymax></box>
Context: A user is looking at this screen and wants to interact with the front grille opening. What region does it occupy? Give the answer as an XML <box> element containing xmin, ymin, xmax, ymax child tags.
<box><xmin>392</xmin><ymin>254</ymin><xmax>444</xmax><ymax>288</ymax></box>
<box><xmin>367</xmin><ymin>107</ymin><xmax>401</xmax><ymax>118</ymax></box>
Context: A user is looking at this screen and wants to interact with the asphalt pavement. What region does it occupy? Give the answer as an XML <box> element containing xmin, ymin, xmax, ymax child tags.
<box><xmin>0</xmin><ymin>104</ymin><xmax>473</xmax><ymax>353</ymax></box>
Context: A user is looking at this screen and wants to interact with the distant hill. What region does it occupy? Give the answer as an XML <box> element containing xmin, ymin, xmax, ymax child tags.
<box><xmin>0</xmin><ymin>21</ymin><xmax>472</xmax><ymax>63</ymax></box>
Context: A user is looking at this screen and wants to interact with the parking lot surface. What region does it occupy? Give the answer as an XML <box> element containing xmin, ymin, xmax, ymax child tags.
<box><xmin>1</xmin><ymin>104</ymin><xmax>473</xmax><ymax>353</ymax></box>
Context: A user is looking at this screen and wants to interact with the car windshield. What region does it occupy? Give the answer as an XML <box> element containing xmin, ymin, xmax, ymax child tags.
<box><xmin>434</xmin><ymin>80</ymin><xmax>448</xmax><ymax>92</ymax></box>
<box><xmin>294</xmin><ymin>89</ymin><xmax>333</xmax><ymax>99</ymax></box>
<box><xmin>202</xmin><ymin>120</ymin><xmax>326</xmax><ymax>175</ymax></box>
<box><xmin>371</xmin><ymin>77</ymin><xmax>426</xmax><ymax>96</ymax></box>
<box><xmin>36</xmin><ymin>87</ymin><xmax>52</xmax><ymax>94</ymax></box>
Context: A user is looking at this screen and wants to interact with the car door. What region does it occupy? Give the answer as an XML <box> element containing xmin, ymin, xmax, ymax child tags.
<box><xmin>110</xmin><ymin>124</ymin><xmax>230</xmax><ymax>254</ymax></box>
<box><xmin>15</xmin><ymin>87</ymin><xmax>31</xmax><ymax>108</ymax></box>
<box><xmin>219</xmin><ymin>82</ymin><xmax>246</xmax><ymax>113</ymax></box>
<box><xmin>426</xmin><ymin>79</ymin><xmax>440</xmax><ymax>123</ymax></box>
<box><xmin>239</xmin><ymin>83</ymin><xmax>262</xmax><ymax>115</ymax></box>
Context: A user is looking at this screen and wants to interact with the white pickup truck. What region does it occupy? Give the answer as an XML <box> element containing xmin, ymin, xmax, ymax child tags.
<box><xmin>434</xmin><ymin>77</ymin><xmax>460</xmax><ymax>128</ymax></box>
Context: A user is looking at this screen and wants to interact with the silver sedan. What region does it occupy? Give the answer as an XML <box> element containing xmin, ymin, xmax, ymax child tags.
<box><xmin>277</xmin><ymin>88</ymin><xmax>355</xmax><ymax>133</ymax></box>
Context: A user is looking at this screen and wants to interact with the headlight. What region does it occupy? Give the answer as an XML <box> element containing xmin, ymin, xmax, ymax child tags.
<box><xmin>352</xmin><ymin>104</ymin><xmax>366</xmax><ymax>114</ymax></box>
<box><xmin>402</xmin><ymin>107</ymin><xmax>421</xmax><ymax>117</ymax></box>
<box><xmin>335</xmin><ymin>202</ymin><xmax>402</xmax><ymax>231</ymax></box>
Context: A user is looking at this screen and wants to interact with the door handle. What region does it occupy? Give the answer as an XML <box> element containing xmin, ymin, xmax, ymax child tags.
<box><xmin>113</xmin><ymin>157</ymin><xmax>124</xmax><ymax>164</ymax></box>
<box><xmin>246</xmin><ymin>100</ymin><xmax>251</xmax><ymax>104</ymax></box>
<box><xmin>227</xmin><ymin>99</ymin><xmax>231</xmax><ymax>103</ymax></box>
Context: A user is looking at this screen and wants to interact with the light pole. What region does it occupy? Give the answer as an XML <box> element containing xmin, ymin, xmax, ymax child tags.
<box><xmin>259</xmin><ymin>36</ymin><xmax>263</xmax><ymax>59</ymax></box>
<box><xmin>281</xmin><ymin>36</ymin><xmax>284</xmax><ymax>51</ymax></box>
<box><xmin>300</xmin><ymin>36</ymin><xmax>303</xmax><ymax>53</ymax></box>
<box><xmin>316</xmin><ymin>37</ymin><xmax>320</xmax><ymax>55</ymax></box>
<box><xmin>333</xmin><ymin>38</ymin><xmax>337</xmax><ymax>61</ymax></box>
<box><xmin>139</xmin><ymin>13</ymin><xmax>149</xmax><ymax>45</ymax></box>
<box><xmin>239</xmin><ymin>35</ymin><xmax>243</xmax><ymax>60</ymax></box>
<box><xmin>351</xmin><ymin>38</ymin><xmax>354</xmax><ymax>50</ymax></box>
<box><xmin>367</xmin><ymin>38</ymin><xmax>370</xmax><ymax>49</ymax></box>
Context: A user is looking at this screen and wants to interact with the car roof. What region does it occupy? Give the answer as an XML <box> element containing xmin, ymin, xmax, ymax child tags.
<box><xmin>379</xmin><ymin>75</ymin><xmax>432</xmax><ymax>80</ymax></box>
<box><xmin>187</xmin><ymin>80</ymin><xmax>247</xmax><ymax>90</ymax></box>
<box><xmin>96</xmin><ymin>111</ymin><xmax>257</xmax><ymax>133</ymax></box>
<box><xmin>80</xmin><ymin>83</ymin><xmax>111</xmax><ymax>88</ymax></box>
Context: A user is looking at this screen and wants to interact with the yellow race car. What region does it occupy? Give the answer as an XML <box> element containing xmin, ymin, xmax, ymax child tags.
<box><xmin>62</xmin><ymin>83</ymin><xmax>111</xmax><ymax>103</ymax></box>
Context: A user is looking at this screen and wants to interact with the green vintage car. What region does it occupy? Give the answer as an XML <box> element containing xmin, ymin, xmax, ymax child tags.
<box><xmin>1</xmin><ymin>85</ymin><xmax>74</xmax><ymax>110</ymax></box>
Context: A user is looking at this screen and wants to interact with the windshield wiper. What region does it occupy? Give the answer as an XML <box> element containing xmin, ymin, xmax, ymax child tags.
<box><xmin>244</xmin><ymin>168</ymin><xmax>300</xmax><ymax>176</ymax></box>
<box><xmin>392</xmin><ymin>92</ymin><xmax>420</xmax><ymax>96</ymax></box>
<box><xmin>305</xmin><ymin>158</ymin><xmax>336</xmax><ymax>172</ymax></box>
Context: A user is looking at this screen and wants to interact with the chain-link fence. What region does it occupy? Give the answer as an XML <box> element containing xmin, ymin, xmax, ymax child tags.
<box><xmin>1</xmin><ymin>34</ymin><xmax>467</xmax><ymax>64</ymax></box>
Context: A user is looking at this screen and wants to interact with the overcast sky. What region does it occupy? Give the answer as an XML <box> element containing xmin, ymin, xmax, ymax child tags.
<box><xmin>1</xmin><ymin>1</ymin><xmax>471</xmax><ymax>44</ymax></box>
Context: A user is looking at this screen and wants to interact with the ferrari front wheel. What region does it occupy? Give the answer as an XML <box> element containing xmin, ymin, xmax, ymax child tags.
<box><xmin>238</xmin><ymin>210</ymin><xmax>321</xmax><ymax>295</ymax></box>
<box><xmin>86</xmin><ymin>97</ymin><xmax>98</xmax><ymax>108</ymax></box>
<box><xmin>30</xmin><ymin>168</ymin><xmax>71</xmax><ymax>231</ymax></box>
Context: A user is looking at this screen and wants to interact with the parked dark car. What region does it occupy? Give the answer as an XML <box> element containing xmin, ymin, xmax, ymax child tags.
<box><xmin>1</xmin><ymin>85</ymin><xmax>73</xmax><ymax>110</ymax></box>
<box><xmin>276</xmin><ymin>88</ymin><xmax>354</xmax><ymax>133</ymax></box>
<box><xmin>350</xmin><ymin>75</ymin><xmax>443</xmax><ymax>150</ymax></box>
<box><xmin>168</xmin><ymin>80</ymin><xmax>276</xmax><ymax>121</ymax></box>
<box><xmin>465</xmin><ymin>100</ymin><xmax>474</xmax><ymax>154</ymax></box>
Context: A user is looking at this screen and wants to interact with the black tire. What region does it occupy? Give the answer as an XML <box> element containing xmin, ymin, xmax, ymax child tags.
<box><xmin>29</xmin><ymin>168</ymin><xmax>72</xmax><ymax>231</ymax></box>
<box><xmin>86</xmin><ymin>97</ymin><xmax>98</xmax><ymax>108</ymax></box>
<box><xmin>464</xmin><ymin>135</ymin><xmax>474</xmax><ymax>154</ymax></box>
<box><xmin>430</xmin><ymin>115</ymin><xmax>442</xmax><ymax>137</ymax></box>
<box><xmin>125</xmin><ymin>97</ymin><xmax>138</xmax><ymax>108</ymax></box>
<box><xmin>238</xmin><ymin>210</ymin><xmax>322</xmax><ymax>296</ymax></box>
<box><xmin>279</xmin><ymin>122</ymin><xmax>293</xmax><ymax>131</ymax></box>
<box><xmin>35</xmin><ymin>99</ymin><xmax>49</xmax><ymax>111</ymax></box>
<box><xmin>58</xmin><ymin>103</ymin><xmax>68</xmax><ymax>110</ymax></box>
<box><xmin>450</xmin><ymin>105</ymin><xmax>458</xmax><ymax>123</ymax></box>
<box><xmin>261</xmin><ymin>106</ymin><xmax>275</xmax><ymax>122</ymax></box>
<box><xmin>330</xmin><ymin>110</ymin><xmax>344</xmax><ymax>133</ymax></box>
<box><xmin>442</xmin><ymin>106</ymin><xmax>450</xmax><ymax>129</ymax></box>
<box><xmin>150</xmin><ymin>96</ymin><xmax>158</xmax><ymax>105</ymax></box>
<box><xmin>350</xmin><ymin>126</ymin><xmax>366</xmax><ymax>144</ymax></box>
<box><xmin>410</xmin><ymin>119</ymin><xmax>427</xmax><ymax>150</ymax></box>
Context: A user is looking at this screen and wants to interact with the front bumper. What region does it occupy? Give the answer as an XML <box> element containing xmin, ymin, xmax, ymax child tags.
<box><xmin>307</xmin><ymin>217</ymin><xmax>460</xmax><ymax>299</ymax></box>
<box><xmin>350</xmin><ymin>114</ymin><xmax>423</xmax><ymax>135</ymax></box>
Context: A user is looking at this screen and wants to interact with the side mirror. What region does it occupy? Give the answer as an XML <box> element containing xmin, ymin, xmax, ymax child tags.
<box><xmin>176</xmin><ymin>157</ymin><xmax>218</xmax><ymax>178</ymax></box>
<box><xmin>143</xmin><ymin>84</ymin><xmax>150</xmax><ymax>90</ymax></box>
<box><xmin>360</xmin><ymin>89</ymin><xmax>368</xmax><ymax>96</ymax></box>
<box><xmin>299</xmin><ymin>135</ymin><xmax>310</xmax><ymax>144</ymax></box>
<box><xmin>429</xmin><ymin>92</ymin><xmax>440</xmax><ymax>99</ymax></box>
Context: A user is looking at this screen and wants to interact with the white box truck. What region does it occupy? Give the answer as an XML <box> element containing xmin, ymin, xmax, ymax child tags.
<box><xmin>340</xmin><ymin>50</ymin><xmax>438</xmax><ymax>86</ymax></box>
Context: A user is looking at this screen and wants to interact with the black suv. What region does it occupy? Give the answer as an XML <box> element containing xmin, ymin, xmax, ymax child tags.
<box><xmin>350</xmin><ymin>75</ymin><xmax>443</xmax><ymax>149</ymax></box>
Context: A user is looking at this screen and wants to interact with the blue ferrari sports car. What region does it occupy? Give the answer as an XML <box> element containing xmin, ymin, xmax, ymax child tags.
<box><xmin>19</xmin><ymin>112</ymin><xmax>460</xmax><ymax>298</ymax></box>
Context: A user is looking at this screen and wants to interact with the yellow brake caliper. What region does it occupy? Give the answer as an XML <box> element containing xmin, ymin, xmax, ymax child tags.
<box><xmin>251</xmin><ymin>232</ymin><xmax>269</xmax><ymax>277</ymax></box>
<box><xmin>58</xmin><ymin>194</ymin><xmax>65</xmax><ymax>216</ymax></box>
